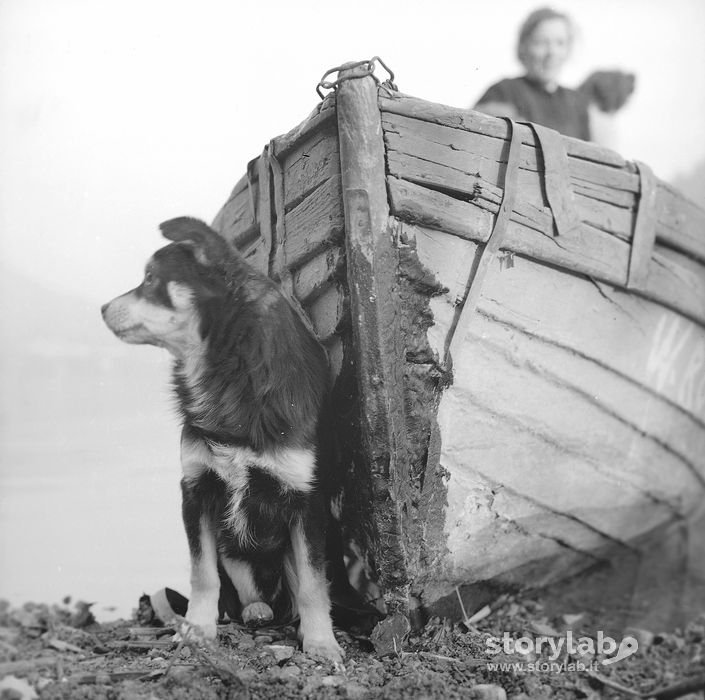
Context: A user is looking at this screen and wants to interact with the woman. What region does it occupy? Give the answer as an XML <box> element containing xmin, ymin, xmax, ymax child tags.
<box><xmin>474</xmin><ymin>7</ymin><xmax>591</xmax><ymax>141</ymax></box>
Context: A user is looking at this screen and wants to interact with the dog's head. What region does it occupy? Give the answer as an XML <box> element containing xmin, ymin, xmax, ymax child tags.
<box><xmin>101</xmin><ymin>217</ymin><xmax>232</xmax><ymax>357</ymax></box>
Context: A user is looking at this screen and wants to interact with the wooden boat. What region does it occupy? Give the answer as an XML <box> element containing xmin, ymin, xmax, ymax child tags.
<box><xmin>211</xmin><ymin>59</ymin><xmax>705</xmax><ymax>620</ymax></box>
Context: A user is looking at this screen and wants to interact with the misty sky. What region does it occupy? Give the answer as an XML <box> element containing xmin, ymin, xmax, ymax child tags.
<box><xmin>1</xmin><ymin>0</ymin><xmax>704</xmax><ymax>306</ymax></box>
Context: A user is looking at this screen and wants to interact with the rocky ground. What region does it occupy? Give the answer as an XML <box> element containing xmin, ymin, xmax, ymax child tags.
<box><xmin>1</xmin><ymin>594</ymin><xmax>704</xmax><ymax>700</ymax></box>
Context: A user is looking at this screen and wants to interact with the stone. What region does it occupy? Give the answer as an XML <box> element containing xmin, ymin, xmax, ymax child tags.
<box><xmin>472</xmin><ymin>684</ymin><xmax>507</xmax><ymax>700</ymax></box>
<box><xmin>370</xmin><ymin>613</ymin><xmax>411</xmax><ymax>657</ymax></box>
<box><xmin>264</xmin><ymin>644</ymin><xmax>295</xmax><ymax>662</ymax></box>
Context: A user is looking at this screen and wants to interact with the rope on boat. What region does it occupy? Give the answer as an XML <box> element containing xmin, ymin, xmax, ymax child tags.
<box><xmin>627</xmin><ymin>161</ymin><xmax>658</xmax><ymax>290</ymax></box>
<box><xmin>316</xmin><ymin>57</ymin><xmax>397</xmax><ymax>99</ymax></box>
<box><xmin>443</xmin><ymin>117</ymin><xmax>524</xmax><ymax>370</ymax></box>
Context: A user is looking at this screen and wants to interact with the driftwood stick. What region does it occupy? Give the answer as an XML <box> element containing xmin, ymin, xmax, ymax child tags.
<box><xmin>108</xmin><ymin>639</ymin><xmax>174</xmax><ymax>650</ymax></box>
<box><xmin>649</xmin><ymin>674</ymin><xmax>705</xmax><ymax>700</ymax></box>
<box><xmin>585</xmin><ymin>669</ymin><xmax>642</xmax><ymax>696</ymax></box>
<box><xmin>161</xmin><ymin>624</ymin><xmax>192</xmax><ymax>681</ymax></box>
<box><xmin>586</xmin><ymin>669</ymin><xmax>705</xmax><ymax>700</ymax></box>
<box><xmin>128</xmin><ymin>626</ymin><xmax>175</xmax><ymax>637</ymax></box>
<box><xmin>0</xmin><ymin>657</ymin><xmax>59</xmax><ymax>675</ymax></box>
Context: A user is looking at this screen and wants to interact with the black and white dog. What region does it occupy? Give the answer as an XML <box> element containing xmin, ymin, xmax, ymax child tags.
<box><xmin>102</xmin><ymin>217</ymin><xmax>343</xmax><ymax>661</ymax></box>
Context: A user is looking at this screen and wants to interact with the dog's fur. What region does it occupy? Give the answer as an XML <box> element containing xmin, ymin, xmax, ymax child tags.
<box><xmin>102</xmin><ymin>217</ymin><xmax>343</xmax><ymax>661</ymax></box>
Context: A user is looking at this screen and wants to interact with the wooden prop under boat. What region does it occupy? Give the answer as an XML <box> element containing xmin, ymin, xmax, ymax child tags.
<box><xmin>211</xmin><ymin>60</ymin><xmax>705</xmax><ymax>620</ymax></box>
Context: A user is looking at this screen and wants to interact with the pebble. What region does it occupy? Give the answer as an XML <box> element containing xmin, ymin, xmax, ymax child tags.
<box><xmin>625</xmin><ymin>627</ymin><xmax>655</xmax><ymax>651</ymax></box>
<box><xmin>254</xmin><ymin>635</ymin><xmax>274</xmax><ymax>644</ymax></box>
<box><xmin>321</xmin><ymin>675</ymin><xmax>342</xmax><ymax>687</ymax></box>
<box><xmin>237</xmin><ymin>638</ymin><xmax>256</xmax><ymax>650</ymax></box>
<box><xmin>345</xmin><ymin>682</ymin><xmax>369</xmax><ymax>699</ymax></box>
<box><xmin>472</xmin><ymin>684</ymin><xmax>507</xmax><ymax>700</ymax></box>
<box><xmin>264</xmin><ymin>644</ymin><xmax>295</xmax><ymax>662</ymax></box>
<box><xmin>237</xmin><ymin>669</ymin><xmax>258</xmax><ymax>683</ymax></box>
<box><xmin>279</xmin><ymin>665</ymin><xmax>301</xmax><ymax>680</ymax></box>
<box><xmin>370</xmin><ymin>613</ymin><xmax>411</xmax><ymax>657</ymax></box>
<box><xmin>0</xmin><ymin>675</ymin><xmax>38</xmax><ymax>700</ymax></box>
<box><xmin>257</xmin><ymin>628</ymin><xmax>284</xmax><ymax>641</ymax></box>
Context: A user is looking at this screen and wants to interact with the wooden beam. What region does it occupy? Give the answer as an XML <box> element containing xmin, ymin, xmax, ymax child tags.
<box><xmin>337</xmin><ymin>68</ymin><xmax>410</xmax><ymax>613</ymax></box>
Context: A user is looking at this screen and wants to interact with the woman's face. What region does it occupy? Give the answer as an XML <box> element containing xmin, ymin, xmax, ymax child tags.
<box><xmin>520</xmin><ymin>17</ymin><xmax>572</xmax><ymax>88</ymax></box>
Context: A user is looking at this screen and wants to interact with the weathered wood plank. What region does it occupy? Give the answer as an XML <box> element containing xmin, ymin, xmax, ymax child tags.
<box><xmin>383</xmin><ymin>112</ymin><xmax>639</xmax><ymax>202</ymax></box>
<box><xmin>211</xmin><ymin>169</ymin><xmax>259</xmax><ymax>247</ymax></box>
<box><xmin>292</xmin><ymin>246</ymin><xmax>345</xmax><ymax>305</ymax></box>
<box><xmin>282</xmin><ymin>125</ymin><xmax>340</xmax><ymax>212</ymax></box>
<box><xmin>270</xmin><ymin>92</ymin><xmax>337</xmax><ymax>159</ymax></box>
<box><xmin>379</xmin><ymin>92</ymin><xmax>630</xmax><ymax>169</ymax></box>
<box><xmin>384</xmin><ymin>121</ymin><xmax>635</xmax><ymax>238</ymax></box>
<box><xmin>322</xmin><ymin>334</ymin><xmax>345</xmax><ymax>382</ymax></box>
<box><xmin>255</xmin><ymin>151</ymin><xmax>274</xmax><ymax>275</ymax></box>
<box><xmin>656</xmin><ymin>182</ymin><xmax>705</xmax><ymax>263</ymax></box>
<box><xmin>408</xmin><ymin>222</ymin><xmax>705</xmax><ymax>428</ymax></box>
<box><xmin>386</xmin><ymin>145</ymin><xmax>635</xmax><ymax>244</ymax></box>
<box><xmin>438</xmin><ymin>379</ymin><xmax>677</xmax><ymax>542</ymax></box>
<box><xmin>390</xmin><ymin>177</ymin><xmax>628</xmax><ymax>283</ymax></box>
<box><xmin>283</xmin><ymin>175</ymin><xmax>344</xmax><ymax>270</ymax></box>
<box><xmin>240</xmin><ymin>238</ymin><xmax>268</xmax><ymax>275</ymax></box>
<box><xmin>305</xmin><ymin>283</ymin><xmax>346</xmax><ymax>342</ymax></box>
<box><xmin>381</xmin><ymin>97</ymin><xmax>705</xmax><ymax>261</ymax></box>
<box><xmin>468</xmin><ymin>314</ymin><xmax>705</xmax><ymax>506</ymax></box>
<box><xmin>390</xmin><ymin>179</ymin><xmax>705</xmax><ymax>326</ymax></box>
<box><xmin>437</xmin><ymin>467</ymin><xmax>611</xmax><ymax>588</ymax></box>
<box><xmin>645</xmin><ymin>247</ymin><xmax>705</xmax><ymax>327</ymax></box>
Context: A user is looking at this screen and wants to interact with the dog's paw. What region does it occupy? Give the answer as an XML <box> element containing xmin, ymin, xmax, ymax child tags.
<box><xmin>303</xmin><ymin>635</ymin><xmax>345</xmax><ymax>663</ymax></box>
<box><xmin>241</xmin><ymin>602</ymin><xmax>274</xmax><ymax>627</ymax></box>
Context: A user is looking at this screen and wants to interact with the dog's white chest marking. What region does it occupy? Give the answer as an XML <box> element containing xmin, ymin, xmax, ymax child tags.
<box><xmin>181</xmin><ymin>436</ymin><xmax>316</xmax><ymax>546</ymax></box>
<box><xmin>206</xmin><ymin>442</ymin><xmax>317</xmax><ymax>493</ymax></box>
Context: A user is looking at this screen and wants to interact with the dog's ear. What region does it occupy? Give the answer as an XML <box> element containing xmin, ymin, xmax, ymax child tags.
<box><xmin>159</xmin><ymin>217</ymin><xmax>230</xmax><ymax>266</ymax></box>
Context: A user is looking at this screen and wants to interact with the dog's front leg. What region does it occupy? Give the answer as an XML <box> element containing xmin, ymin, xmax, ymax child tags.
<box><xmin>181</xmin><ymin>477</ymin><xmax>219</xmax><ymax>639</ymax></box>
<box><xmin>289</xmin><ymin>517</ymin><xmax>344</xmax><ymax>662</ymax></box>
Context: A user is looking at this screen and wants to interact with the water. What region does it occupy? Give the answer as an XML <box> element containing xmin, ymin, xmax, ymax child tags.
<box><xmin>0</xmin><ymin>345</ymin><xmax>191</xmax><ymax>621</ymax></box>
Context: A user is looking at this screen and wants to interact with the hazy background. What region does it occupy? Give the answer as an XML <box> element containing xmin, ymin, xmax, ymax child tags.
<box><xmin>2</xmin><ymin>0</ymin><xmax>704</xmax><ymax>619</ymax></box>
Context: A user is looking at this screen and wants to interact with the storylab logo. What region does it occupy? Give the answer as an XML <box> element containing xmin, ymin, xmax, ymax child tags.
<box><xmin>485</xmin><ymin>631</ymin><xmax>639</xmax><ymax>673</ymax></box>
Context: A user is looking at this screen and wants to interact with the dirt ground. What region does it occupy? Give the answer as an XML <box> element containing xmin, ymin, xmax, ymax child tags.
<box><xmin>1</xmin><ymin>593</ymin><xmax>704</xmax><ymax>700</ymax></box>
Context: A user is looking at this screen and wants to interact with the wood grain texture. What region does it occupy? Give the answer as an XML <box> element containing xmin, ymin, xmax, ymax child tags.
<box><xmin>408</xmin><ymin>221</ymin><xmax>705</xmax><ymax>446</ymax></box>
<box><xmin>211</xmin><ymin>169</ymin><xmax>259</xmax><ymax>248</ymax></box>
<box><xmin>380</xmin><ymin>94</ymin><xmax>705</xmax><ymax>263</ymax></box>
<box><xmin>305</xmin><ymin>283</ymin><xmax>346</xmax><ymax>342</ymax></box>
<box><xmin>282</xmin><ymin>124</ymin><xmax>340</xmax><ymax>212</ymax></box>
<box><xmin>271</xmin><ymin>92</ymin><xmax>337</xmax><ymax>159</ymax></box>
<box><xmin>282</xmin><ymin>175</ymin><xmax>345</xmax><ymax>270</ymax></box>
<box><xmin>338</xmin><ymin>71</ymin><xmax>411</xmax><ymax>611</ymax></box>
<box><xmin>388</xmin><ymin>175</ymin><xmax>705</xmax><ymax>325</ymax></box>
<box><xmin>292</xmin><ymin>246</ymin><xmax>345</xmax><ymax>305</ymax></box>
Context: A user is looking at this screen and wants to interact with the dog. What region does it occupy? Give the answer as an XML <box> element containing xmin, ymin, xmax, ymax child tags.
<box><xmin>101</xmin><ymin>217</ymin><xmax>343</xmax><ymax>661</ymax></box>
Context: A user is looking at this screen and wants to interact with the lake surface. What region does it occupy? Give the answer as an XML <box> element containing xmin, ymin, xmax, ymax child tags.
<box><xmin>0</xmin><ymin>345</ymin><xmax>192</xmax><ymax>620</ymax></box>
